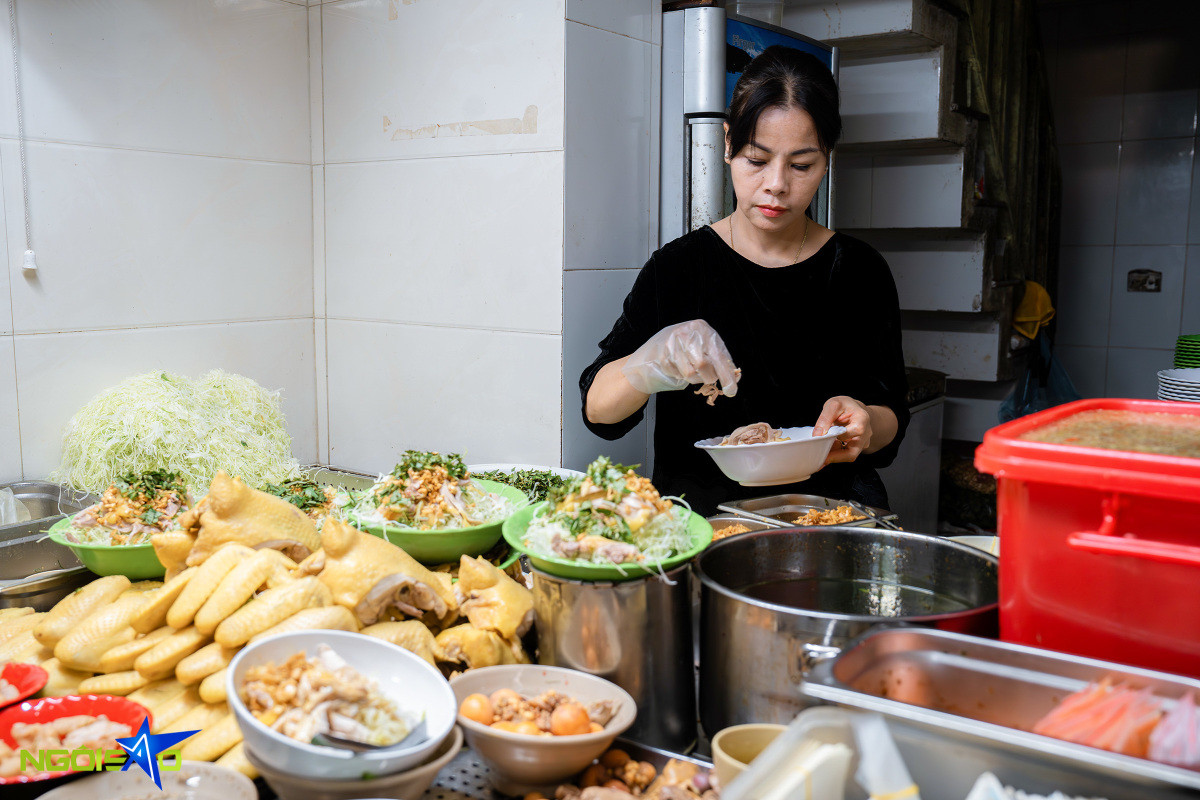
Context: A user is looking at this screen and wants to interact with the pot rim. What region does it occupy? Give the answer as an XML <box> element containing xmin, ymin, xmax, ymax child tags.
<box><xmin>694</xmin><ymin>526</ymin><xmax>999</xmax><ymax>624</ymax></box>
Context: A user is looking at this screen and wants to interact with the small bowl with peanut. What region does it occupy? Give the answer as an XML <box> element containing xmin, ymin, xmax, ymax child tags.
<box><xmin>449</xmin><ymin>664</ymin><xmax>637</xmax><ymax>796</ymax></box>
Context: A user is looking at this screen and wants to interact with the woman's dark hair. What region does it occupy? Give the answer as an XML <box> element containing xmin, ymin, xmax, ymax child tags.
<box><xmin>726</xmin><ymin>46</ymin><xmax>841</xmax><ymax>158</ymax></box>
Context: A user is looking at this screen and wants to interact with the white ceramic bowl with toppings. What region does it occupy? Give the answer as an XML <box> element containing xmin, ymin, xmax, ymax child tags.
<box><xmin>694</xmin><ymin>425</ymin><xmax>847</xmax><ymax>486</ymax></box>
<box><xmin>227</xmin><ymin>630</ymin><xmax>457</xmax><ymax>780</ymax></box>
<box><xmin>449</xmin><ymin>664</ymin><xmax>637</xmax><ymax>796</ymax></box>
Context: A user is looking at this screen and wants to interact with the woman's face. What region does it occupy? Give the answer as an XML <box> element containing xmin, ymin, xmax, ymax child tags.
<box><xmin>726</xmin><ymin>104</ymin><xmax>828</xmax><ymax>233</ymax></box>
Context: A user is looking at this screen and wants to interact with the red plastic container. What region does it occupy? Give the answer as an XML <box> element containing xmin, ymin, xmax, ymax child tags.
<box><xmin>975</xmin><ymin>398</ymin><xmax>1200</xmax><ymax>678</ymax></box>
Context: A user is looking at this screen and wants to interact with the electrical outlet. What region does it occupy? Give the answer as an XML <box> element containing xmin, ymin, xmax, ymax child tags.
<box><xmin>1127</xmin><ymin>269</ymin><xmax>1161</xmax><ymax>292</ymax></box>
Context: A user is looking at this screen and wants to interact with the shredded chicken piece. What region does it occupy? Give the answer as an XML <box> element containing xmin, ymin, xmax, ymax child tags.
<box><xmin>694</xmin><ymin>368</ymin><xmax>742</xmax><ymax>406</ymax></box>
<box><xmin>242</xmin><ymin>644</ymin><xmax>416</xmax><ymax>747</ymax></box>
<box><xmin>718</xmin><ymin>421</ymin><xmax>789</xmax><ymax>446</ymax></box>
<box><xmin>0</xmin><ymin>714</ymin><xmax>133</xmax><ymax>777</ymax></box>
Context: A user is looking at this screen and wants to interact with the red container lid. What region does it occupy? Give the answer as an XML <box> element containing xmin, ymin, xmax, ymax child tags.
<box><xmin>975</xmin><ymin>398</ymin><xmax>1200</xmax><ymax>501</ymax></box>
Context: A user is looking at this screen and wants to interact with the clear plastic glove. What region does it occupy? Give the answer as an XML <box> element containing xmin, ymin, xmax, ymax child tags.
<box><xmin>621</xmin><ymin>319</ymin><xmax>740</xmax><ymax>396</ymax></box>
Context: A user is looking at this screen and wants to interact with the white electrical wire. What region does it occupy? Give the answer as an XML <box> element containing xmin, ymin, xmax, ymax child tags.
<box><xmin>7</xmin><ymin>0</ymin><xmax>35</xmax><ymax>271</ymax></box>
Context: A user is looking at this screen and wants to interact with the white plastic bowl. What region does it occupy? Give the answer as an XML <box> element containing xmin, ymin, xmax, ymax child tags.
<box><xmin>695</xmin><ymin>425</ymin><xmax>847</xmax><ymax>486</ymax></box>
<box><xmin>226</xmin><ymin>630</ymin><xmax>458</xmax><ymax>781</ymax></box>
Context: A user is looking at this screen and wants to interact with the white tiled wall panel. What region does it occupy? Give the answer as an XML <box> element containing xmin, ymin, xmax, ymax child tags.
<box><xmin>565</xmin><ymin>22</ymin><xmax>654</xmax><ymax>270</ymax></box>
<box><xmin>1115</xmin><ymin>138</ymin><xmax>1194</xmax><ymax>246</ymax></box>
<box><xmin>314</xmin><ymin>317</ymin><xmax>329</xmax><ymax>465</ymax></box>
<box><xmin>1107</xmin><ymin>246</ymin><xmax>1185</xmax><ymax>349</ymax></box>
<box><xmin>562</xmin><ymin>268</ymin><xmax>648</xmax><ymax>472</ymax></box>
<box><xmin>858</xmin><ymin>232</ymin><xmax>986</xmax><ymax>312</ymax></box>
<box><xmin>782</xmin><ymin>0</ymin><xmax>912</xmax><ymax>42</ymax></box>
<box><xmin>2</xmin><ymin>0</ymin><xmax>309</xmax><ymax>163</ymax></box>
<box><xmin>14</xmin><ymin>319</ymin><xmax>318</xmax><ymax>481</ymax></box>
<box><xmin>309</xmin><ymin>4</ymin><xmax>325</xmax><ymax>165</ymax></box>
<box><xmin>1</xmin><ymin>142</ymin><xmax>312</xmax><ymax>334</ymax></box>
<box><xmin>1190</xmin><ymin>152</ymin><xmax>1200</xmax><ymax>246</ymax></box>
<box><xmin>1058</xmin><ymin>142</ymin><xmax>1120</xmax><ymax>247</ymax></box>
<box><xmin>312</xmin><ymin>166</ymin><xmax>326</xmax><ymax>318</ymax></box>
<box><xmin>1055</xmin><ymin>344</ymin><xmax>1108</xmax><ymax>398</ymax></box>
<box><xmin>324</xmin><ymin>151</ymin><xmax>564</xmax><ymax>334</ymax></box>
<box><xmin>0</xmin><ymin>336</ymin><xmax>20</xmax><ymax>481</ymax></box>
<box><xmin>840</xmin><ymin>51</ymin><xmax>942</xmax><ymax>145</ymax></box>
<box><xmin>321</xmin><ymin>0</ymin><xmax>565</xmax><ymax>163</ymax></box>
<box><xmin>1105</xmin><ymin>346</ymin><xmax>1174</xmax><ymax>399</ymax></box>
<box><xmin>1055</xmin><ymin>246</ymin><xmax>1113</xmax><ymax>347</ymax></box>
<box><xmin>325</xmin><ymin>320</ymin><xmax>560</xmax><ymax>472</ymax></box>
<box><xmin>831</xmin><ymin>153</ymin><xmax>872</xmax><ymax>230</ymax></box>
<box><xmin>1184</xmin><ymin>245</ymin><xmax>1200</xmax><ymax>335</ymax></box>
<box><xmin>567</xmin><ymin>0</ymin><xmax>659</xmax><ymax>44</ymax></box>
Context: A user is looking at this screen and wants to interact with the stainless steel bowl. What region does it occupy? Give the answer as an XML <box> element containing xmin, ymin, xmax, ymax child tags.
<box><xmin>696</xmin><ymin>526</ymin><xmax>998</xmax><ymax>734</ymax></box>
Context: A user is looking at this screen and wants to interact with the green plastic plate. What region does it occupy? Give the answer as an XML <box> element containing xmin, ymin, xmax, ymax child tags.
<box><xmin>501</xmin><ymin>501</ymin><xmax>714</xmax><ymax>582</ymax></box>
<box><xmin>46</xmin><ymin>517</ymin><xmax>166</xmax><ymax>579</ymax></box>
<box><xmin>359</xmin><ymin>479</ymin><xmax>529</xmax><ymax>565</ymax></box>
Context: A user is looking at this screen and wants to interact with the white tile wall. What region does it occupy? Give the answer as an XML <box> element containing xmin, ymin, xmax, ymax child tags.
<box><xmin>325</xmin><ymin>320</ymin><xmax>560</xmax><ymax>472</ymax></box>
<box><xmin>2</xmin><ymin>0</ymin><xmax>308</xmax><ymax>162</ymax></box>
<box><xmin>565</xmin><ymin>21</ymin><xmax>655</xmax><ymax>270</ymax></box>
<box><xmin>309</xmin><ymin>4</ymin><xmax>324</xmax><ymax>165</ymax></box>
<box><xmin>1055</xmin><ymin>345</ymin><xmax>1107</xmax><ymax>398</ymax></box>
<box><xmin>0</xmin><ymin>336</ymin><xmax>19</xmax><ymax>481</ymax></box>
<box><xmin>1058</xmin><ymin>142</ymin><xmax>1120</xmax><ymax>246</ymax></box>
<box><xmin>1055</xmin><ymin>246</ymin><xmax>1113</xmax><ymax>347</ymax></box>
<box><xmin>1191</xmin><ymin>152</ymin><xmax>1200</xmax><ymax>246</ymax></box>
<box><xmin>324</xmin><ymin>151</ymin><xmax>564</xmax><ymax>333</ymax></box>
<box><xmin>321</xmin><ymin>0</ymin><xmax>565</xmax><ymax>164</ymax></box>
<box><xmin>1105</xmin><ymin>346</ymin><xmax>1174</xmax><ymax>398</ymax></box>
<box><xmin>567</xmin><ymin>0</ymin><xmax>658</xmax><ymax>43</ymax></box>
<box><xmin>562</xmin><ymin>268</ymin><xmax>648</xmax><ymax>472</ymax></box>
<box><xmin>1108</xmin><ymin>246</ymin><xmax>1185</xmax><ymax>349</ymax></box>
<box><xmin>859</xmin><ymin>232</ymin><xmax>986</xmax><ymax>313</ymax></box>
<box><xmin>1116</xmin><ymin>138</ymin><xmax>1194</xmax><ymax>246</ymax></box>
<box><xmin>831</xmin><ymin>153</ymin><xmax>872</xmax><ymax>229</ymax></box>
<box><xmin>2</xmin><ymin>142</ymin><xmax>312</xmax><ymax>333</ymax></box>
<box><xmin>1181</xmin><ymin>245</ymin><xmax>1200</xmax><ymax>336</ymax></box>
<box><xmin>14</xmin><ymin>319</ymin><xmax>318</xmax><ymax>480</ymax></box>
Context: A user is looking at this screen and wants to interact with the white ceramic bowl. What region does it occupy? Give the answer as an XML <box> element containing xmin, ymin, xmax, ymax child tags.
<box><xmin>449</xmin><ymin>664</ymin><xmax>637</xmax><ymax>796</ymax></box>
<box><xmin>245</xmin><ymin>725</ymin><xmax>463</xmax><ymax>800</ymax></box>
<box><xmin>695</xmin><ymin>426</ymin><xmax>847</xmax><ymax>486</ymax></box>
<box><xmin>38</xmin><ymin>761</ymin><xmax>255</xmax><ymax>800</ymax></box>
<box><xmin>226</xmin><ymin>630</ymin><xmax>458</xmax><ymax>781</ymax></box>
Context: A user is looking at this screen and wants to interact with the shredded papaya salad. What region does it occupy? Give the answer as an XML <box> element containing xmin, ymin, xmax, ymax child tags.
<box><xmin>522</xmin><ymin>457</ymin><xmax>694</xmax><ymax>566</ymax></box>
<box><xmin>347</xmin><ymin>450</ymin><xmax>518</xmax><ymax>531</ymax></box>
<box><xmin>65</xmin><ymin>469</ymin><xmax>192</xmax><ymax>546</ymax></box>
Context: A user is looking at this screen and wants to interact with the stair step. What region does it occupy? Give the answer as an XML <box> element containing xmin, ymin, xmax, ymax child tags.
<box><xmin>840</xmin><ymin>47</ymin><xmax>965</xmax><ymax>148</ymax></box>
<box><xmin>900</xmin><ymin>312</ymin><xmax>1011</xmax><ymax>382</ymax></box>
<box><xmin>783</xmin><ymin>0</ymin><xmax>957</xmax><ymax>57</ymax></box>
<box><xmin>848</xmin><ymin>228</ymin><xmax>990</xmax><ymax>313</ymax></box>
<box><xmin>833</xmin><ymin>148</ymin><xmax>967</xmax><ymax>230</ymax></box>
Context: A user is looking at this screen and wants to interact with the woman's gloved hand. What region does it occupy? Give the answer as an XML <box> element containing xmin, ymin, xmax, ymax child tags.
<box><xmin>621</xmin><ymin>319</ymin><xmax>740</xmax><ymax>396</ymax></box>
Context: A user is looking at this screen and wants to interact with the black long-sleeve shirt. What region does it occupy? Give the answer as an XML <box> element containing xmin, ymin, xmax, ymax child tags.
<box><xmin>579</xmin><ymin>226</ymin><xmax>910</xmax><ymax>515</ymax></box>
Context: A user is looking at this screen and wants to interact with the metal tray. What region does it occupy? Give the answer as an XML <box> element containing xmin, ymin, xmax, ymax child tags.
<box><xmin>802</xmin><ymin>626</ymin><xmax>1200</xmax><ymax>797</ymax></box>
<box><xmin>718</xmin><ymin>493</ymin><xmax>899</xmax><ymax>528</ymax></box>
<box><xmin>0</xmin><ymin>482</ymin><xmax>97</xmax><ymax>611</ymax></box>
<box><xmin>706</xmin><ymin>514</ymin><xmax>781</xmax><ymax>537</ymax></box>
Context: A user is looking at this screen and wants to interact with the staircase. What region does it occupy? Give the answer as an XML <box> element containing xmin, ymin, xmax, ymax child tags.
<box><xmin>783</xmin><ymin>0</ymin><xmax>1061</xmax><ymax>440</ymax></box>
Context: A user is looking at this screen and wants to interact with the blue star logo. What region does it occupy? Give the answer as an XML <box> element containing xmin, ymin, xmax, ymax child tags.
<box><xmin>115</xmin><ymin>717</ymin><xmax>198</xmax><ymax>790</ymax></box>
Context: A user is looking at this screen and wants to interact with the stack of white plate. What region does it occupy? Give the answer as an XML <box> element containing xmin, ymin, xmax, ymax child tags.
<box><xmin>1157</xmin><ymin>368</ymin><xmax>1200</xmax><ymax>402</ymax></box>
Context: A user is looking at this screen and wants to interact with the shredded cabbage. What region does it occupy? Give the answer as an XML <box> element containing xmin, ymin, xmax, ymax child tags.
<box><xmin>348</xmin><ymin>478</ymin><xmax>515</xmax><ymax>531</ymax></box>
<box><xmin>50</xmin><ymin>370</ymin><xmax>301</xmax><ymax>495</ymax></box>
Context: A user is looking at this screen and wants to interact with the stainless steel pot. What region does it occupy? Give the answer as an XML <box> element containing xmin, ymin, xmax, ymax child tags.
<box><xmin>696</xmin><ymin>526</ymin><xmax>998</xmax><ymax>734</ymax></box>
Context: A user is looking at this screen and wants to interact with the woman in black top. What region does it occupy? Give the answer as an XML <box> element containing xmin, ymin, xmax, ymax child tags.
<box><xmin>580</xmin><ymin>46</ymin><xmax>909</xmax><ymax>516</ymax></box>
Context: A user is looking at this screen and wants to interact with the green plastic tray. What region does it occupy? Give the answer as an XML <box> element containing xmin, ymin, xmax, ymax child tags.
<box><xmin>501</xmin><ymin>501</ymin><xmax>714</xmax><ymax>582</ymax></box>
<box><xmin>46</xmin><ymin>517</ymin><xmax>166</xmax><ymax>579</ymax></box>
<box><xmin>359</xmin><ymin>479</ymin><xmax>529</xmax><ymax>565</ymax></box>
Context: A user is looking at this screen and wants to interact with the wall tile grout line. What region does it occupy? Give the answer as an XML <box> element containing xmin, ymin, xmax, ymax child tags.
<box><xmin>0</xmin><ymin>135</ymin><xmax>311</xmax><ymax>167</ymax></box>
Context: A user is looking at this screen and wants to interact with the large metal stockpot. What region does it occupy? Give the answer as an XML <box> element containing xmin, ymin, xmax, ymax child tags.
<box><xmin>696</xmin><ymin>526</ymin><xmax>998</xmax><ymax>735</ymax></box>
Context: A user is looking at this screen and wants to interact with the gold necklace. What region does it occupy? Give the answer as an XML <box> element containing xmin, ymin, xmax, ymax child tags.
<box><xmin>729</xmin><ymin>214</ymin><xmax>809</xmax><ymax>265</ymax></box>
